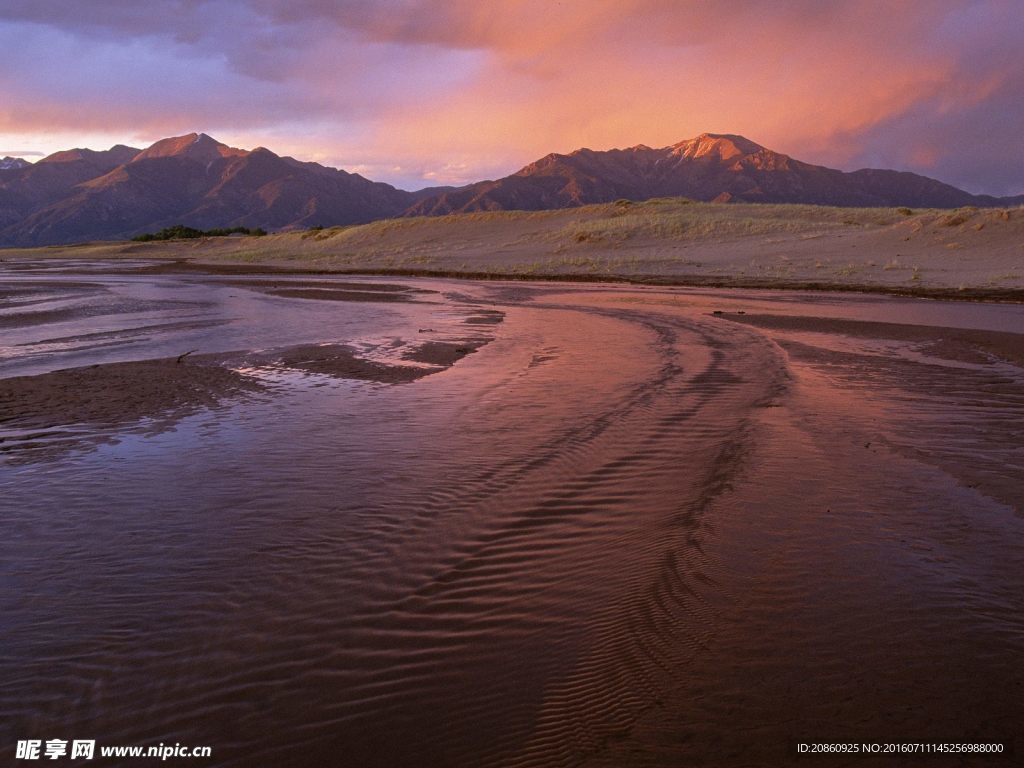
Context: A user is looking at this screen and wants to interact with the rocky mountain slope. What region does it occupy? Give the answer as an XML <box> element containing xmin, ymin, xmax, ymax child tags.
<box><xmin>1</xmin><ymin>132</ymin><xmax>1019</xmax><ymax>246</ymax></box>
<box><xmin>407</xmin><ymin>134</ymin><xmax>1021</xmax><ymax>215</ymax></box>
<box><xmin>0</xmin><ymin>134</ymin><xmax>424</xmax><ymax>246</ymax></box>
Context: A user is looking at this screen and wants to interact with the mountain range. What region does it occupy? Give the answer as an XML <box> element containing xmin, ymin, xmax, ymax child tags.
<box><xmin>1</xmin><ymin>132</ymin><xmax>1020</xmax><ymax>247</ymax></box>
<box><xmin>0</xmin><ymin>157</ymin><xmax>31</xmax><ymax>171</ymax></box>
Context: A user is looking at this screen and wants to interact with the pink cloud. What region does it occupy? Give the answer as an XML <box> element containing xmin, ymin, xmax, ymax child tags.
<box><xmin>0</xmin><ymin>0</ymin><xmax>1020</xmax><ymax>194</ymax></box>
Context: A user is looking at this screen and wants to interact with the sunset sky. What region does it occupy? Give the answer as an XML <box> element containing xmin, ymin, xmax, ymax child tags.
<box><xmin>1</xmin><ymin>0</ymin><xmax>1021</xmax><ymax>195</ymax></box>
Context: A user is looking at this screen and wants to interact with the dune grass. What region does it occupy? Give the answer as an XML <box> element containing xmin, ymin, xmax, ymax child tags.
<box><xmin>5</xmin><ymin>199</ymin><xmax>1022</xmax><ymax>294</ymax></box>
<box><xmin>285</xmin><ymin>199</ymin><xmax>1018</xmax><ymax>255</ymax></box>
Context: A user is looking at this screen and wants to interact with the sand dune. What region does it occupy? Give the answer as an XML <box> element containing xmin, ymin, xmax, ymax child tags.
<box><xmin>4</xmin><ymin>200</ymin><xmax>1022</xmax><ymax>298</ymax></box>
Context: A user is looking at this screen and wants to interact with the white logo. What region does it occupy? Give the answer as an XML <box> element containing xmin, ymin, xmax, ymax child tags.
<box><xmin>16</xmin><ymin>741</ymin><xmax>41</xmax><ymax>760</ymax></box>
<box><xmin>15</xmin><ymin>740</ymin><xmax>94</xmax><ymax>761</ymax></box>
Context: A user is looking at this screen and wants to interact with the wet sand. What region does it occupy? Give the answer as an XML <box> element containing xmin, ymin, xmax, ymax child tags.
<box><xmin>0</xmin><ymin>269</ymin><xmax>498</xmax><ymax>459</ymax></box>
<box><xmin>248</xmin><ymin>340</ymin><xmax>486</xmax><ymax>382</ymax></box>
<box><xmin>2</xmin><ymin>261</ymin><xmax>1023</xmax><ymax>766</ymax></box>
<box><xmin>224</xmin><ymin>279</ymin><xmax>435</xmax><ymax>304</ymax></box>
<box><xmin>0</xmin><ymin>334</ymin><xmax>484</xmax><ymax>440</ymax></box>
<box><xmin>725</xmin><ymin>312</ymin><xmax>1024</xmax><ymax>366</ymax></box>
<box><xmin>0</xmin><ymin>356</ymin><xmax>255</xmax><ymax>425</ymax></box>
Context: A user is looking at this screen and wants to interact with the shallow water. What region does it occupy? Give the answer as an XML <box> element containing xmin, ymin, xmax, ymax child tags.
<box><xmin>2</xmin><ymin>261</ymin><xmax>1023</xmax><ymax>766</ymax></box>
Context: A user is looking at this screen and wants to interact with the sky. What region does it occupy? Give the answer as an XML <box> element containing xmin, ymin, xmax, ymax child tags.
<box><xmin>0</xmin><ymin>0</ymin><xmax>1021</xmax><ymax>195</ymax></box>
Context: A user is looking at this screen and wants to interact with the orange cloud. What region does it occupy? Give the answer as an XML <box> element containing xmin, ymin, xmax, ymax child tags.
<box><xmin>1</xmin><ymin>0</ymin><xmax>1021</xmax><ymax>194</ymax></box>
<box><xmin>355</xmin><ymin>1</ymin><xmax>964</xmax><ymax>178</ymax></box>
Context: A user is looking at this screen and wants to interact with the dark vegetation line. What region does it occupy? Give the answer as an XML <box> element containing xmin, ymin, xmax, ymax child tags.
<box><xmin>132</xmin><ymin>225</ymin><xmax>267</xmax><ymax>242</ymax></box>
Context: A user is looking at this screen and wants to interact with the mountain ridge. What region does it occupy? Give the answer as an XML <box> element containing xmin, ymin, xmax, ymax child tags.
<box><xmin>0</xmin><ymin>157</ymin><xmax>31</xmax><ymax>171</ymax></box>
<box><xmin>407</xmin><ymin>133</ymin><xmax>1022</xmax><ymax>216</ymax></box>
<box><xmin>1</xmin><ymin>132</ymin><xmax>1020</xmax><ymax>247</ymax></box>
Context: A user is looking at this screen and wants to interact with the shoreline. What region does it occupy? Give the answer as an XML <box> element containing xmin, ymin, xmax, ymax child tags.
<box><xmin>197</xmin><ymin>262</ymin><xmax>1024</xmax><ymax>303</ymax></box>
<box><xmin>5</xmin><ymin>252</ymin><xmax>1023</xmax><ymax>303</ymax></box>
<box><xmin>78</xmin><ymin>257</ymin><xmax>1024</xmax><ymax>303</ymax></box>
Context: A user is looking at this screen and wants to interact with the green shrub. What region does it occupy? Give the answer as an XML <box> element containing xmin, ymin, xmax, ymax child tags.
<box><xmin>131</xmin><ymin>225</ymin><xmax>267</xmax><ymax>242</ymax></box>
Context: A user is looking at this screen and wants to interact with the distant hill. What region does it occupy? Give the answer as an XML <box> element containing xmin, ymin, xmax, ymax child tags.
<box><xmin>0</xmin><ymin>157</ymin><xmax>31</xmax><ymax>171</ymax></box>
<box><xmin>407</xmin><ymin>134</ymin><xmax>1024</xmax><ymax>215</ymax></box>
<box><xmin>0</xmin><ymin>134</ymin><xmax>437</xmax><ymax>246</ymax></box>
<box><xmin>1</xmin><ymin>132</ymin><xmax>1020</xmax><ymax>247</ymax></box>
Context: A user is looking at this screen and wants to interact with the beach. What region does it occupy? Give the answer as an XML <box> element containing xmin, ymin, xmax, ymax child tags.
<box><xmin>2</xmin><ymin>257</ymin><xmax>1023</xmax><ymax>766</ymax></box>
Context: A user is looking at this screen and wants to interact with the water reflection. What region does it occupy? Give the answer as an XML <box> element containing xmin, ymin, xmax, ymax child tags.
<box><xmin>2</xmin><ymin>262</ymin><xmax>1023</xmax><ymax>766</ymax></box>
